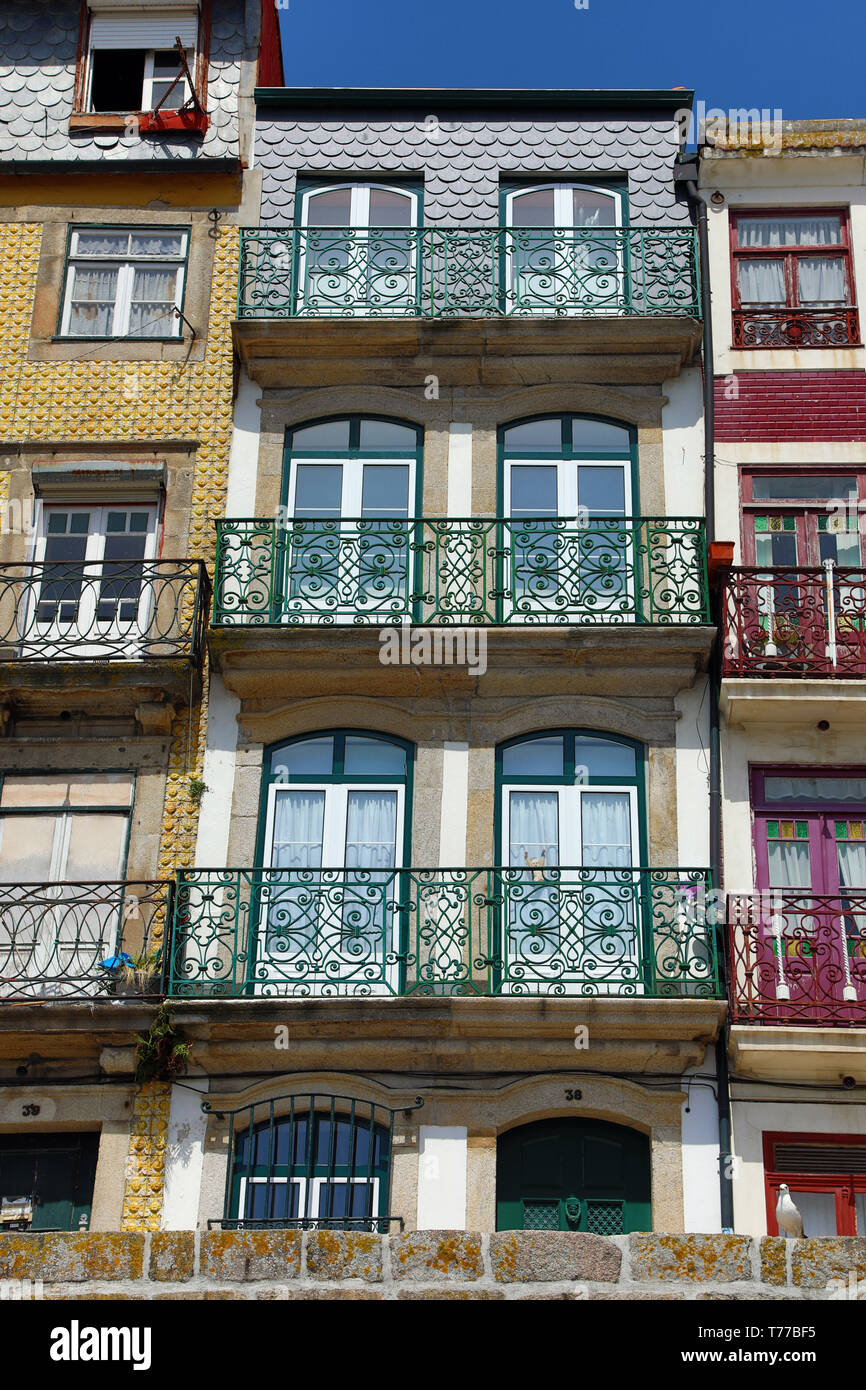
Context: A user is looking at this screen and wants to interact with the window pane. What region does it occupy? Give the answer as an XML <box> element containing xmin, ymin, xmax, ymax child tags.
<box><xmin>572</xmin><ymin>418</ymin><xmax>630</xmax><ymax>451</ymax></box>
<box><xmin>738</xmin><ymin>216</ymin><xmax>842</xmax><ymax>248</ymax></box>
<box><xmin>503</xmin><ymin>418</ymin><xmax>562</xmax><ymax>452</ymax></box>
<box><xmin>573</xmin><ymin>736</ymin><xmax>636</xmax><ymax>779</ymax></box>
<box><xmin>573</xmin><ymin>189</ymin><xmax>616</xmax><ymax>228</ymax></box>
<box><xmin>305</xmin><ymin>189</ymin><xmax>352</xmax><ymax>227</ymax></box>
<box><xmin>65</xmin><ymin>815</ymin><xmax>127</xmax><ymax>879</ymax></box>
<box><xmin>129</xmin><ymin>233</ymin><xmax>185</xmax><ymax>257</ymax></box>
<box><xmin>129</xmin><ymin>266</ymin><xmax>178</xmax><ymax>336</ymax></box>
<box><xmin>787</xmin><ymin>1190</ymin><xmax>837</xmax><ymax>1237</ymax></box>
<box><xmin>737</xmin><ymin>258</ymin><xmax>786</xmax><ymax>306</ymax></box>
<box><xmin>764</xmin><ymin>776</ymin><xmax>866</xmax><ymax>803</ymax></box>
<box><xmin>0</xmin><ymin>774</ymin><xmax>132</xmax><ymax>809</ymax></box>
<box><xmin>345</xmin><ymin>790</ymin><xmax>397</xmax><ymax>870</ymax></box>
<box><xmin>343</xmin><ymin>736</ymin><xmax>406</xmax><ymax>776</ymax></box>
<box><xmin>290</xmin><ymin>421</ymin><xmax>352</xmax><ymax>451</ymax></box>
<box><xmin>509</xmin><ymin>790</ymin><xmax>559</xmax><ymax>867</ymax></box>
<box><xmin>66</xmin><ymin>774</ymin><xmax>134</xmax><ymax>808</ymax></box>
<box><xmin>751</xmin><ymin>475</ymin><xmax>856</xmax><ymax>501</ymax></box>
<box><xmin>510</xmin><ymin>466</ymin><xmax>557</xmax><ymax>516</ymax></box>
<box><xmin>361</xmin><ymin>465</ymin><xmax>410</xmax><ymax>517</ymax></box>
<box><xmin>577</xmin><ymin>465</ymin><xmax>627</xmax><ymax>515</ymax></box>
<box><xmin>767</xmin><ymin>839</ymin><xmax>811</xmax><ymax>889</ymax></box>
<box><xmin>856</xmin><ymin>1192</ymin><xmax>866</xmax><ymax>1235</ymax></box>
<box><xmin>798</xmin><ymin>257</ymin><xmax>847</xmax><ymax>306</ymax></box>
<box><xmin>68</xmin><ymin>266</ymin><xmax>118</xmax><ymax>336</ymax></box>
<box><xmin>368</xmin><ymin>189</ymin><xmax>413</xmax><ymax>227</ymax></box>
<box><xmin>75</xmin><ymin>231</ymin><xmax>130</xmax><ymax>256</ymax></box>
<box><xmin>358</xmin><ymin>420</ymin><xmax>416</xmax><ymax>450</ymax></box>
<box><xmin>270</xmin><ymin>737</ymin><xmax>334</xmax><ymax>777</ymax></box>
<box><xmin>581</xmin><ymin>791</ymin><xmax>633</xmax><ymax>868</ymax></box>
<box><xmin>0</xmin><ymin>814</ymin><xmax>56</xmax><ymax>880</ymax></box>
<box><xmin>293</xmin><ymin>465</ymin><xmax>343</xmax><ymax>517</ymax></box>
<box><xmin>502</xmin><ymin>736</ymin><xmax>564</xmax><ymax>777</ymax></box>
<box><xmin>510</xmin><ymin>189</ymin><xmax>555</xmax><ymax>226</ymax></box>
<box><xmin>270</xmin><ymin>791</ymin><xmax>325</xmax><ymax>870</ymax></box>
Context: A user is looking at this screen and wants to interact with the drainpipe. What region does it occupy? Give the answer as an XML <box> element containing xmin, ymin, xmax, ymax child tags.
<box><xmin>675</xmin><ymin>157</ymin><xmax>734</xmax><ymax>1232</ymax></box>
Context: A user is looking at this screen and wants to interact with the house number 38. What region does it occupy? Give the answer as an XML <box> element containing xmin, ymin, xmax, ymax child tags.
<box><xmin>564</xmin><ymin>1090</ymin><xmax>582</xmax><ymax>1101</ymax></box>
<box><xmin>22</xmin><ymin>1104</ymin><xmax>40</xmax><ymax>1116</ymax></box>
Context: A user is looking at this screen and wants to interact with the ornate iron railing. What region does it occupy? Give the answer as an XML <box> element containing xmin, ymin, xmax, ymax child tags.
<box><xmin>722</xmin><ymin>564</ymin><xmax>866</xmax><ymax>677</ymax></box>
<box><xmin>237</xmin><ymin>225</ymin><xmax>700</xmax><ymax>319</ymax></box>
<box><xmin>0</xmin><ymin>560</ymin><xmax>209</xmax><ymax>663</ymax></box>
<box><xmin>210</xmin><ymin>1092</ymin><xmax>409</xmax><ymax>1232</ymax></box>
<box><xmin>732</xmin><ymin>307</ymin><xmax>860</xmax><ymax>348</ymax></box>
<box><xmin>0</xmin><ymin>879</ymin><xmax>171</xmax><ymax>1001</ymax></box>
<box><xmin>213</xmin><ymin>517</ymin><xmax>709</xmax><ymax>627</ymax></box>
<box><xmin>728</xmin><ymin>894</ymin><xmax>866</xmax><ymax>1026</ymax></box>
<box><xmin>168</xmin><ymin>867</ymin><xmax>720</xmax><ymax>999</ymax></box>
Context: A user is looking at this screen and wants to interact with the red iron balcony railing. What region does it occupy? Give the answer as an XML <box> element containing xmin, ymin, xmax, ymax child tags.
<box><xmin>722</xmin><ymin>564</ymin><xmax>866</xmax><ymax>678</ymax></box>
<box><xmin>732</xmin><ymin>306</ymin><xmax>860</xmax><ymax>348</ymax></box>
<box><xmin>728</xmin><ymin>893</ymin><xmax>866</xmax><ymax>1026</ymax></box>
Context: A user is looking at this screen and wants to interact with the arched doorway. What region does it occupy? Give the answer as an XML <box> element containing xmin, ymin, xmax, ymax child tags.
<box><xmin>496</xmin><ymin>1117</ymin><xmax>651</xmax><ymax>1233</ymax></box>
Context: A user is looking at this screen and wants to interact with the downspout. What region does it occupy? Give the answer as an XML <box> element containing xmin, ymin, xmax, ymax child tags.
<box><xmin>676</xmin><ymin>158</ymin><xmax>734</xmax><ymax>1232</ymax></box>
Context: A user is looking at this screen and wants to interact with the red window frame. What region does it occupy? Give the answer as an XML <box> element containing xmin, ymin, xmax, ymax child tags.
<box><xmin>731</xmin><ymin>207</ymin><xmax>856</xmax><ymax>313</ymax></box>
<box><xmin>740</xmin><ymin>467</ymin><xmax>866</xmax><ymax>567</ymax></box>
<box><xmin>750</xmin><ymin>764</ymin><xmax>866</xmax><ymax>895</ymax></box>
<box><xmin>71</xmin><ymin>0</ymin><xmax>210</xmax><ymax>133</ymax></box>
<box><xmin>763</xmin><ymin>1131</ymin><xmax>866</xmax><ymax>1236</ymax></box>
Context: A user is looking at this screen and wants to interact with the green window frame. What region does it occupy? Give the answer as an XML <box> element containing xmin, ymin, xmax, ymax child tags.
<box><xmin>497</xmin><ymin>412</ymin><xmax>639</xmax><ymax>515</ymax></box>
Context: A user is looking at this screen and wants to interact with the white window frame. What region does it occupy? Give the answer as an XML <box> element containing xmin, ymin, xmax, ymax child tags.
<box><xmin>284</xmin><ymin>455</ymin><xmax>416</xmax><ymax>620</ymax></box>
<box><xmin>142</xmin><ymin>49</ymin><xmax>193</xmax><ymax>111</ymax></box>
<box><xmin>27</xmin><ymin>503</ymin><xmax>159</xmax><ymax>656</ymax></box>
<box><xmin>60</xmin><ymin>228</ymin><xmax>188</xmax><ymax>340</ymax></box>
<box><xmin>297</xmin><ymin>183</ymin><xmax>420</xmax><ymax>316</ymax></box>
<box><xmin>237</xmin><ymin>1175</ymin><xmax>381</xmax><ymax>1223</ymax></box>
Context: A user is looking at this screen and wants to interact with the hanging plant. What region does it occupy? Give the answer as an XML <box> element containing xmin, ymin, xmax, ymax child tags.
<box><xmin>134</xmin><ymin>1004</ymin><xmax>192</xmax><ymax>1084</ymax></box>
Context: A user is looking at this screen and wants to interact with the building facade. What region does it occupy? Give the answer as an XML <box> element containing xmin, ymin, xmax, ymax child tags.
<box><xmin>702</xmin><ymin>121</ymin><xmax>866</xmax><ymax>1239</ymax></box>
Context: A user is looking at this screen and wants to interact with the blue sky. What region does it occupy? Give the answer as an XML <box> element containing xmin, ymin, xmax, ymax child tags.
<box><xmin>277</xmin><ymin>0</ymin><xmax>866</xmax><ymax>118</ymax></box>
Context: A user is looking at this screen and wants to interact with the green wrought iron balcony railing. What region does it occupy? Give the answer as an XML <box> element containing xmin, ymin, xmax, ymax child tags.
<box><xmin>213</xmin><ymin>517</ymin><xmax>709</xmax><ymax>627</ymax></box>
<box><xmin>237</xmin><ymin>226</ymin><xmax>701</xmax><ymax>320</ymax></box>
<box><xmin>168</xmin><ymin>867</ymin><xmax>720</xmax><ymax>999</ymax></box>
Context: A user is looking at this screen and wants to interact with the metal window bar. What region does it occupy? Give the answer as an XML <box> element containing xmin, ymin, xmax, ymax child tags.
<box><xmin>208</xmin><ymin>1093</ymin><xmax>422</xmax><ymax>1232</ymax></box>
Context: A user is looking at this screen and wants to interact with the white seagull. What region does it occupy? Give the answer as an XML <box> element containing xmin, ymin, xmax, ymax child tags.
<box><xmin>776</xmin><ymin>1184</ymin><xmax>804</xmax><ymax>1238</ymax></box>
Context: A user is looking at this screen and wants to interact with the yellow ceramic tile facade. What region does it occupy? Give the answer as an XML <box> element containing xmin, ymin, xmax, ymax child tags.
<box><xmin>0</xmin><ymin>219</ymin><xmax>240</xmax><ymax>1228</ymax></box>
<box><xmin>120</xmin><ymin>1081</ymin><xmax>172</xmax><ymax>1233</ymax></box>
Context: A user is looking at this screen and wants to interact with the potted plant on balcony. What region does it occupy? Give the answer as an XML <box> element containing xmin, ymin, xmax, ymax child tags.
<box><xmin>100</xmin><ymin>949</ymin><xmax>162</xmax><ymax>997</ymax></box>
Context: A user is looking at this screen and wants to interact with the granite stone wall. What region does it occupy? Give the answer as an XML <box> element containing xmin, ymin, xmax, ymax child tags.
<box><xmin>1</xmin><ymin>1231</ymin><xmax>864</xmax><ymax>1300</ymax></box>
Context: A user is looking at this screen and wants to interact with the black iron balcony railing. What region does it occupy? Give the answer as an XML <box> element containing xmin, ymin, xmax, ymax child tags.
<box><xmin>732</xmin><ymin>306</ymin><xmax>860</xmax><ymax>348</ymax></box>
<box><xmin>0</xmin><ymin>879</ymin><xmax>171</xmax><ymax>1001</ymax></box>
<box><xmin>237</xmin><ymin>225</ymin><xmax>701</xmax><ymax>320</ymax></box>
<box><xmin>0</xmin><ymin>560</ymin><xmax>210</xmax><ymax>664</ymax></box>
<box><xmin>168</xmin><ymin>866</ymin><xmax>720</xmax><ymax>999</ymax></box>
<box><xmin>729</xmin><ymin>893</ymin><xmax>866</xmax><ymax>1026</ymax></box>
<box><xmin>214</xmin><ymin>517</ymin><xmax>709</xmax><ymax>627</ymax></box>
<box><xmin>722</xmin><ymin>563</ymin><xmax>866</xmax><ymax>677</ymax></box>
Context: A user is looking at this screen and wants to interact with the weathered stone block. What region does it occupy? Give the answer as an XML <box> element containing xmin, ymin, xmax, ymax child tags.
<box><xmin>760</xmin><ymin>1236</ymin><xmax>787</xmax><ymax>1287</ymax></box>
<box><xmin>263</xmin><ymin>1289</ymin><xmax>384</xmax><ymax>1300</ymax></box>
<box><xmin>791</xmin><ymin>1237</ymin><xmax>866</xmax><ymax>1289</ymax></box>
<box><xmin>490</xmin><ymin>1231</ymin><xmax>621</xmax><ymax>1284</ymax></box>
<box><xmin>200</xmin><ymin>1231</ymin><xmax>302</xmax><ymax>1282</ymax></box>
<box><xmin>0</xmin><ymin>1234</ymin><xmax>144</xmax><ymax>1283</ymax></box>
<box><xmin>149</xmin><ymin>1232</ymin><xmax>195</xmax><ymax>1283</ymax></box>
<box><xmin>629</xmin><ymin>1234</ymin><xmax>752</xmax><ymax>1283</ymax></box>
<box><xmin>305</xmin><ymin>1231</ymin><xmax>382</xmax><ymax>1282</ymax></box>
<box><xmin>397</xmin><ymin>1288</ymin><xmax>505</xmax><ymax>1300</ymax></box>
<box><xmin>390</xmin><ymin>1231</ymin><xmax>483</xmax><ymax>1282</ymax></box>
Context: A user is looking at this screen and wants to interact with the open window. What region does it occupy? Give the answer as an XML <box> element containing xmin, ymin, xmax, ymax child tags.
<box><xmin>764</xmin><ymin>1133</ymin><xmax>866</xmax><ymax>1236</ymax></box>
<box><xmin>72</xmin><ymin>3</ymin><xmax>209</xmax><ymax>134</ymax></box>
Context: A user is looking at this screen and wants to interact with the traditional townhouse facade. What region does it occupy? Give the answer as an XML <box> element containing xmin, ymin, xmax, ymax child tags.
<box><xmin>0</xmin><ymin>0</ymin><xmax>258</xmax><ymax>1232</ymax></box>
<box><xmin>701</xmin><ymin>121</ymin><xmax>866</xmax><ymax>1238</ymax></box>
<box><xmin>162</xmin><ymin>74</ymin><xmax>728</xmax><ymax>1238</ymax></box>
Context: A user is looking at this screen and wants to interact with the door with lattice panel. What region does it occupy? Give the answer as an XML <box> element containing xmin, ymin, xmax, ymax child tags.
<box><xmin>495</xmin><ymin>1117</ymin><xmax>651</xmax><ymax>1233</ymax></box>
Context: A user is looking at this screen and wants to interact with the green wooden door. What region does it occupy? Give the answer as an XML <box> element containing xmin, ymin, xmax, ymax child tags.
<box><xmin>496</xmin><ymin>1118</ymin><xmax>651</xmax><ymax>1234</ymax></box>
<box><xmin>0</xmin><ymin>1134</ymin><xmax>99</xmax><ymax>1232</ymax></box>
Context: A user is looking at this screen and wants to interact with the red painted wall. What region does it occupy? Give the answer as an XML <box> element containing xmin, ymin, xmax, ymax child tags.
<box><xmin>714</xmin><ymin>371</ymin><xmax>866</xmax><ymax>441</ymax></box>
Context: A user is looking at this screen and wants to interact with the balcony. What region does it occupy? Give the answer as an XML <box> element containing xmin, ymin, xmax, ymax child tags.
<box><xmin>168</xmin><ymin>866</ymin><xmax>720</xmax><ymax>1000</ymax></box>
<box><xmin>209</xmin><ymin>517</ymin><xmax>712</xmax><ymax>700</ymax></box>
<box><xmin>233</xmin><ymin>226</ymin><xmax>702</xmax><ymax>387</ymax></box>
<box><xmin>729</xmin><ymin>893</ymin><xmax>866</xmax><ymax>1027</ymax></box>
<box><xmin>0</xmin><ymin>879</ymin><xmax>171</xmax><ymax>1002</ymax></box>
<box><xmin>732</xmin><ymin>306</ymin><xmax>860</xmax><ymax>349</ymax></box>
<box><xmin>720</xmin><ymin>564</ymin><xmax>866</xmax><ymax>727</ymax></box>
<box><xmin>0</xmin><ymin>560</ymin><xmax>210</xmax><ymax>721</ymax></box>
